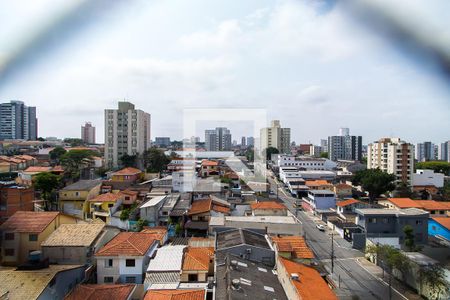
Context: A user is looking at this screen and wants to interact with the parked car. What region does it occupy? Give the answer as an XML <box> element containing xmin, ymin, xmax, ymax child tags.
<box><xmin>316</xmin><ymin>224</ymin><xmax>326</xmax><ymax>231</ymax></box>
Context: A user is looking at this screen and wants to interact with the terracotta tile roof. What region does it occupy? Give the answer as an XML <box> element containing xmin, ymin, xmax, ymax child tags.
<box><xmin>65</xmin><ymin>284</ymin><xmax>135</xmax><ymax>300</ymax></box>
<box><xmin>88</xmin><ymin>192</ymin><xmax>123</xmax><ymax>202</ymax></box>
<box><xmin>432</xmin><ymin>217</ymin><xmax>450</xmax><ymax>230</ymax></box>
<box><xmin>188</xmin><ymin>199</ymin><xmax>212</xmax><ymax>215</ymax></box>
<box><xmin>95</xmin><ymin>232</ymin><xmax>158</xmax><ymax>256</ymax></box>
<box><xmin>272</xmin><ymin>236</ymin><xmax>314</xmax><ymax>259</ymax></box>
<box><xmin>387</xmin><ymin>198</ymin><xmax>420</xmax><ymax>209</ymax></box>
<box><xmin>23</xmin><ymin>166</ymin><xmax>52</xmax><ymax>173</ymax></box>
<box><xmin>305</xmin><ymin>180</ymin><xmax>331</xmax><ymax>187</ymax></box>
<box><xmin>42</xmin><ymin>223</ymin><xmax>105</xmax><ymax>247</ymax></box>
<box><xmin>120</xmin><ymin>189</ymin><xmax>139</xmax><ymax>196</ymax></box>
<box><xmin>250</xmin><ymin>201</ymin><xmax>287</xmax><ymax>210</ymax></box>
<box><xmin>413</xmin><ymin>200</ymin><xmax>450</xmax><ymax>211</ymax></box>
<box><xmin>144</xmin><ymin>289</ymin><xmax>205</xmax><ymax>300</ymax></box>
<box><xmin>112</xmin><ymin>167</ymin><xmax>142</xmax><ymax>176</ymax></box>
<box><xmin>141</xmin><ymin>227</ymin><xmax>168</xmax><ymax>244</ymax></box>
<box><xmin>279</xmin><ymin>257</ymin><xmax>337</xmax><ymax>300</ymax></box>
<box><xmin>0</xmin><ymin>211</ymin><xmax>59</xmax><ymax>233</ymax></box>
<box><xmin>52</xmin><ymin>165</ymin><xmax>65</xmax><ymax>172</ymax></box>
<box><xmin>212</xmin><ymin>204</ymin><xmax>230</xmax><ymax>214</ymax></box>
<box><xmin>182</xmin><ymin>247</ymin><xmax>214</xmax><ymax>271</ymax></box>
<box><xmin>336</xmin><ymin>199</ymin><xmax>360</xmax><ymax>207</ymax></box>
<box><xmin>201</xmin><ymin>160</ymin><xmax>218</xmax><ymax>167</ymax></box>
<box><xmin>334</xmin><ymin>183</ymin><xmax>352</xmax><ymax>189</ymax></box>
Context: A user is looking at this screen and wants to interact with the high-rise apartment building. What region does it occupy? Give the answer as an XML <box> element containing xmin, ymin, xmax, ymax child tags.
<box><xmin>327</xmin><ymin>128</ymin><xmax>362</xmax><ymax>161</ymax></box>
<box><xmin>0</xmin><ymin>100</ymin><xmax>38</xmax><ymax>140</ymax></box>
<box><xmin>367</xmin><ymin>137</ymin><xmax>414</xmax><ymax>184</ymax></box>
<box><xmin>246</xmin><ymin>137</ymin><xmax>254</xmax><ymax>146</ymax></box>
<box><xmin>260</xmin><ymin>120</ymin><xmax>291</xmax><ymax>154</ymax></box>
<box><xmin>241</xmin><ymin>136</ymin><xmax>246</xmax><ymax>147</ymax></box>
<box><xmin>104</xmin><ymin>101</ymin><xmax>151</xmax><ymax>168</ymax></box>
<box><xmin>81</xmin><ymin>122</ymin><xmax>96</xmax><ymax>144</ymax></box>
<box><xmin>155</xmin><ymin>137</ymin><xmax>171</xmax><ymax>147</ymax></box>
<box><xmin>415</xmin><ymin>142</ymin><xmax>435</xmax><ymax>162</ymax></box>
<box><xmin>438</xmin><ymin>141</ymin><xmax>450</xmax><ymax>162</ymax></box>
<box><xmin>205</xmin><ymin>127</ymin><xmax>232</xmax><ymax>151</ymax></box>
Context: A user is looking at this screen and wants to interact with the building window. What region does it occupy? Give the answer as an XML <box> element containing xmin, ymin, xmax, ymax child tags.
<box><xmin>125</xmin><ymin>276</ymin><xmax>136</xmax><ymax>283</ymax></box>
<box><xmin>29</xmin><ymin>234</ymin><xmax>38</xmax><ymax>242</ymax></box>
<box><xmin>4</xmin><ymin>249</ymin><xmax>14</xmax><ymax>256</ymax></box>
<box><xmin>104</xmin><ymin>277</ymin><xmax>114</xmax><ymax>283</ymax></box>
<box><xmin>368</xmin><ymin>218</ymin><xmax>377</xmax><ymax>224</ymax></box>
<box><xmin>416</xmin><ymin>220</ymin><xmax>423</xmax><ymax>225</ymax></box>
<box><xmin>125</xmin><ymin>259</ymin><xmax>135</xmax><ymax>267</ymax></box>
<box><xmin>188</xmin><ymin>274</ymin><xmax>198</xmax><ymax>281</ymax></box>
<box><xmin>105</xmin><ymin>259</ymin><xmax>113</xmax><ymax>268</ymax></box>
<box><xmin>4</xmin><ymin>233</ymin><xmax>14</xmax><ymax>240</ymax></box>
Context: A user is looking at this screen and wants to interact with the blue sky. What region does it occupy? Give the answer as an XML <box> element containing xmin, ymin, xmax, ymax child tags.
<box><xmin>0</xmin><ymin>0</ymin><xmax>449</xmax><ymax>144</ymax></box>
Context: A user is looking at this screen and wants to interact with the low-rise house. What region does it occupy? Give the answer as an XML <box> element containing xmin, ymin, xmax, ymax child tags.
<box><xmin>65</xmin><ymin>284</ymin><xmax>141</xmax><ymax>300</ymax></box>
<box><xmin>200</xmin><ymin>160</ymin><xmax>219</xmax><ymax>177</ymax></box>
<box><xmin>0</xmin><ymin>184</ymin><xmax>34</xmax><ymax>223</ymax></box>
<box><xmin>0</xmin><ymin>211</ymin><xmax>78</xmax><ymax>266</ymax></box>
<box><xmin>0</xmin><ymin>265</ymin><xmax>86</xmax><ymax>300</ymax></box>
<box><xmin>88</xmin><ymin>192</ymin><xmax>124</xmax><ymax>223</ymax></box>
<box><xmin>302</xmin><ymin>190</ymin><xmax>336</xmax><ymax>213</ymax></box>
<box><xmin>144</xmin><ymin>290</ymin><xmax>206</xmax><ymax>300</ymax></box>
<box><xmin>111</xmin><ymin>167</ymin><xmax>143</xmax><ymax>183</ymax></box>
<box><xmin>305</xmin><ymin>180</ymin><xmax>333</xmax><ymax>191</ymax></box>
<box><xmin>121</xmin><ymin>189</ymin><xmax>139</xmax><ymax>206</ymax></box>
<box><xmin>95</xmin><ymin>232</ymin><xmax>159</xmax><ymax>284</ymax></box>
<box><xmin>428</xmin><ymin>217</ymin><xmax>450</xmax><ymax>242</ymax></box>
<box><xmin>159</xmin><ymin>193</ymin><xmax>180</xmax><ymax>226</ymax></box>
<box><xmin>215</xmin><ymin>252</ymin><xmax>288</xmax><ymax>300</ymax></box>
<box><xmin>250</xmin><ymin>201</ymin><xmax>288</xmax><ymax>216</ymax></box>
<box><xmin>140</xmin><ymin>227</ymin><xmax>169</xmax><ymax>246</ymax></box>
<box><xmin>58</xmin><ymin>179</ymin><xmax>102</xmax><ymax>219</ymax></box>
<box><xmin>271</xmin><ymin>235</ymin><xmax>314</xmax><ymax>265</ymax></box>
<box><xmin>139</xmin><ymin>195</ymin><xmax>168</xmax><ymax>226</ymax></box>
<box><xmin>41</xmin><ymin>223</ymin><xmax>118</xmax><ymax>265</ymax></box>
<box><xmin>379</xmin><ymin>198</ymin><xmax>450</xmax><ymax>217</ymax></box>
<box><xmin>185</xmin><ymin>198</ymin><xmax>230</xmax><ymax>233</ymax></box>
<box><xmin>333</xmin><ymin>183</ymin><xmax>352</xmax><ymax>198</ymax></box>
<box><xmin>277</xmin><ymin>257</ymin><xmax>337</xmax><ymax>300</ymax></box>
<box><xmin>216</xmin><ymin>228</ymin><xmax>274</xmax><ymax>266</ymax></box>
<box><xmin>16</xmin><ymin>166</ymin><xmax>63</xmax><ymax>186</ymax></box>
<box><xmin>355</xmin><ymin>208</ymin><xmax>429</xmax><ymax>248</ymax></box>
<box><xmin>181</xmin><ymin>247</ymin><xmax>214</xmax><ymax>282</ymax></box>
<box><xmin>145</xmin><ymin>245</ymin><xmax>185</xmax><ymax>289</ymax></box>
<box><xmin>335</xmin><ymin>199</ymin><xmax>371</xmax><ymax>222</ymax></box>
<box><xmin>412</xmin><ymin>169</ymin><xmax>444</xmax><ymax>188</ymax></box>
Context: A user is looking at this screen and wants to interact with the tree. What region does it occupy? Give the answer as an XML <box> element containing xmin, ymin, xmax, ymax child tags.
<box><xmin>175</xmin><ymin>222</ymin><xmax>182</xmax><ymax>235</ymax></box>
<box><xmin>419</xmin><ymin>265</ymin><xmax>450</xmax><ymax>300</ymax></box>
<box><xmin>352</xmin><ymin>169</ymin><xmax>396</xmax><ymax>203</ymax></box>
<box><xmin>34</xmin><ymin>172</ymin><xmax>60</xmax><ymax>210</ymax></box>
<box><xmin>416</xmin><ymin>161</ymin><xmax>450</xmax><ymax>176</ymax></box>
<box><xmin>244</xmin><ymin>148</ymin><xmax>254</xmax><ymax>162</ymax></box>
<box><xmin>37</xmin><ymin>137</ymin><xmax>45</xmax><ymax>141</ymax></box>
<box><xmin>392</xmin><ymin>182</ymin><xmax>412</xmax><ymax>198</ymax></box>
<box><xmin>49</xmin><ymin>146</ymin><xmax>67</xmax><ymax>162</ymax></box>
<box><xmin>60</xmin><ymin>149</ymin><xmax>99</xmax><ymax>179</ymax></box>
<box><xmin>320</xmin><ymin>152</ymin><xmax>329</xmax><ymax>159</ymax></box>
<box><xmin>120</xmin><ymin>209</ymin><xmax>130</xmax><ymax>221</ymax></box>
<box><xmin>265</xmin><ymin>147</ymin><xmax>279</xmax><ymax>161</ymax></box>
<box><xmin>136</xmin><ymin>218</ymin><xmax>149</xmax><ymax>231</ymax></box>
<box><xmin>403</xmin><ymin>225</ymin><xmax>416</xmax><ymax>251</ymax></box>
<box><xmin>63</xmin><ymin>138</ymin><xmax>84</xmax><ymax>147</ymax></box>
<box><xmin>120</xmin><ymin>154</ymin><xmax>138</xmax><ymax>168</ymax></box>
<box><xmin>143</xmin><ymin>148</ymin><xmax>170</xmax><ymax>173</ymax></box>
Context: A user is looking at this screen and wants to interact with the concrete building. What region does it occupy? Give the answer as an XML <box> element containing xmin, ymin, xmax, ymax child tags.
<box><xmin>205</xmin><ymin>127</ymin><xmax>232</xmax><ymax>151</ymax></box>
<box><xmin>367</xmin><ymin>137</ymin><xmax>414</xmax><ymax>184</ymax></box>
<box><xmin>412</xmin><ymin>169</ymin><xmax>444</xmax><ymax>188</ymax></box>
<box><xmin>438</xmin><ymin>141</ymin><xmax>450</xmax><ymax>162</ymax></box>
<box><xmin>241</xmin><ymin>136</ymin><xmax>246</xmax><ymax>147</ymax></box>
<box><xmin>0</xmin><ymin>184</ymin><xmax>34</xmax><ymax>223</ymax></box>
<box><xmin>104</xmin><ymin>101</ymin><xmax>151</xmax><ymax>168</ymax></box>
<box><xmin>327</xmin><ymin>128</ymin><xmax>362</xmax><ymax>161</ymax></box>
<box><xmin>302</xmin><ymin>190</ymin><xmax>336</xmax><ymax>212</ymax></box>
<box><xmin>81</xmin><ymin>122</ymin><xmax>96</xmax><ymax>144</ymax></box>
<box><xmin>309</xmin><ymin>145</ymin><xmax>322</xmax><ymax>157</ymax></box>
<box><xmin>246</xmin><ymin>136</ymin><xmax>254</xmax><ymax>146</ymax></box>
<box><xmin>260</xmin><ymin>120</ymin><xmax>291</xmax><ymax>154</ymax></box>
<box><xmin>0</xmin><ymin>100</ymin><xmax>38</xmax><ymax>140</ymax></box>
<box><xmin>415</xmin><ymin>142</ymin><xmax>435</xmax><ymax>162</ymax></box>
<box><xmin>154</xmin><ymin>137</ymin><xmax>171</xmax><ymax>147</ymax></box>
<box><xmin>273</xmin><ymin>154</ymin><xmax>337</xmax><ymax>170</ymax></box>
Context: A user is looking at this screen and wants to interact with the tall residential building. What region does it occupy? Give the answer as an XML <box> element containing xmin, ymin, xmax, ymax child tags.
<box><xmin>438</xmin><ymin>141</ymin><xmax>450</xmax><ymax>162</ymax></box>
<box><xmin>246</xmin><ymin>137</ymin><xmax>254</xmax><ymax>146</ymax></box>
<box><xmin>241</xmin><ymin>136</ymin><xmax>246</xmax><ymax>147</ymax></box>
<box><xmin>0</xmin><ymin>100</ymin><xmax>38</xmax><ymax>140</ymax></box>
<box><xmin>327</xmin><ymin>128</ymin><xmax>362</xmax><ymax>161</ymax></box>
<box><xmin>154</xmin><ymin>137</ymin><xmax>171</xmax><ymax>147</ymax></box>
<box><xmin>104</xmin><ymin>101</ymin><xmax>151</xmax><ymax>168</ymax></box>
<box><xmin>81</xmin><ymin>122</ymin><xmax>96</xmax><ymax>144</ymax></box>
<box><xmin>320</xmin><ymin>139</ymin><xmax>328</xmax><ymax>149</ymax></box>
<box><xmin>204</xmin><ymin>127</ymin><xmax>232</xmax><ymax>151</ymax></box>
<box><xmin>367</xmin><ymin>137</ymin><xmax>414</xmax><ymax>184</ymax></box>
<box><xmin>415</xmin><ymin>142</ymin><xmax>435</xmax><ymax>162</ymax></box>
<box><xmin>260</xmin><ymin>120</ymin><xmax>291</xmax><ymax>154</ymax></box>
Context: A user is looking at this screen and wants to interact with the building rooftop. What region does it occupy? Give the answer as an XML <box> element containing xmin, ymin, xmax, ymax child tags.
<box><xmin>0</xmin><ymin>265</ymin><xmax>83</xmax><ymax>300</ymax></box>
<box><xmin>356</xmin><ymin>208</ymin><xmax>429</xmax><ymax>216</ymax></box>
<box><xmin>144</xmin><ymin>289</ymin><xmax>205</xmax><ymax>300</ymax></box>
<box><xmin>308</xmin><ymin>189</ymin><xmax>335</xmax><ymax>195</ymax></box>
<box><xmin>210</xmin><ymin>215</ymin><xmax>300</xmax><ymax>226</ymax></box>
<box><xmin>0</xmin><ymin>211</ymin><xmax>59</xmax><ymax>233</ymax></box>
<box><xmin>95</xmin><ymin>232</ymin><xmax>158</xmax><ymax>257</ymax></box>
<box><xmin>336</xmin><ymin>199</ymin><xmax>360</xmax><ymax>207</ymax></box>
<box><xmin>271</xmin><ymin>236</ymin><xmax>314</xmax><ymax>259</ymax></box>
<box><xmin>61</xmin><ymin>179</ymin><xmax>102</xmax><ymax>191</ymax></box>
<box><xmin>305</xmin><ymin>180</ymin><xmax>330</xmax><ymax>187</ymax></box>
<box><xmin>386</xmin><ymin>198</ymin><xmax>419</xmax><ymax>209</ymax></box>
<box><xmin>215</xmin><ymin>253</ymin><xmax>288</xmax><ymax>300</ymax></box>
<box><xmin>141</xmin><ymin>195</ymin><xmax>167</xmax><ymax>208</ymax></box>
<box><xmin>250</xmin><ymin>201</ymin><xmax>287</xmax><ymax>210</ymax></box>
<box><xmin>201</xmin><ymin>160</ymin><xmax>219</xmax><ymax>167</ymax></box>
<box><xmin>182</xmin><ymin>247</ymin><xmax>214</xmax><ymax>271</ymax></box>
<box><xmin>147</xmin><ymin>245</ymin><xmax>186</xmax><ymax>272</ymax></box>
<box><xmin>188</xmin><ymin>198</ymin><xmax>230</xmax><ymax>215</ymax></box>
<box><xmin>432</xmin><ymin>217</ymin><xmax>450</xmax><ymax>230</ymax></box>
<box><xmin>22</xmin><ymin>166</ymin><xmax>52</xmax><ymax>173</ymax></box>
<box><xmin>88</xmin><ymin>192</ymin><xmax>123</xmax><ymax>203</ymax></box>
<box><xmin>65</xmin><ymin>284</ymin><xmax>136</xmax><ymax>300</ymax></box>
<box><xmin>216</xmin><ymin>228</ymin><xmax>271</xmax><ymax>250</ymax></box>
<box><xmin>41</xmin><ymin>223</ymin><xmax>105</xmax><ymax>247</ymax></box>
<box><xmin>279</xmin><ymin>257</ymin><xmax>337</xmax><ymax>300</ymax></box>
<box><xmin>112</xmin><ymin>167</ymin><xmax>142</xmax><ymax>176</ymax></box>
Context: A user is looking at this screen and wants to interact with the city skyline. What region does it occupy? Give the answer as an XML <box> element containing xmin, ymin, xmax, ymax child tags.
<box><xmin>0</xmin><ymin>1</ymin><xmax>449</xmax><ymax>144</ymax></box>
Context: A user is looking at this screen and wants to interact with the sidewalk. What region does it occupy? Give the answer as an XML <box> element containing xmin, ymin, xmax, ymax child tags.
<box><xmin>356</xmin><ymin>258</ymin><xmax>423</xmax><ymax>300</ymax></box>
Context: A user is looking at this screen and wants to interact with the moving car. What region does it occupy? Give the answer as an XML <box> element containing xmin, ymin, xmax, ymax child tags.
<box><xmin>316</xmin><ymin>224</ymin><xmax>326</xmax><ymax>231</ymax></box>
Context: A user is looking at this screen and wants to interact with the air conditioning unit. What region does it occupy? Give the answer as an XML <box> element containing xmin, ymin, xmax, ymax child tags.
<box><xmin>246</xmin><ymin>248</ymin><xmax>252</xmax><ymax>254</ymax></box>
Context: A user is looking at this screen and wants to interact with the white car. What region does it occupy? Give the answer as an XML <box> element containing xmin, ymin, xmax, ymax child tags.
<box><xmin>316</xmin><ymin>224</ymin><xmax>326</xmax><ymax>231</ymax></box>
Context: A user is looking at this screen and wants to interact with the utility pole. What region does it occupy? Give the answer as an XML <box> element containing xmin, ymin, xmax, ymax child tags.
<box><xmin>331</xmin><ymin>232</ymin><xmax>335</xmax><ymax>274</ymax></box>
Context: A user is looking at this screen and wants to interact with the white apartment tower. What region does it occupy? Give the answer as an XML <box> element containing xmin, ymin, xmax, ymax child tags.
<box><xmin>105</xmin><ymin>101</ymin><xmax>151</xmax><ymax>168</ymax></box>
<box><xmin>367</xmin><ymin>137</ymin><xmax>414</xmax><ymax>184</ymax></box>
<box><xmin>438</xmin><ymin>141</ymin><xmax>450</xmax><ymax>162</ymax></box>
<box><xmin>260</xmin><ymin>120</ymin><xmax>291</xmax><ymax>154</ymax></box>
<box><xmin>205</xmin><ymin>127</ymin><xmax>232</xmax><ymax>151</ymax></box>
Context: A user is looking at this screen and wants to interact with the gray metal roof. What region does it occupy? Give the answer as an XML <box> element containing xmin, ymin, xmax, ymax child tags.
<box><xmin>61</xmin><ymin>179</ymin><xmax>102</xmax><ymax>191</ymax></box>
